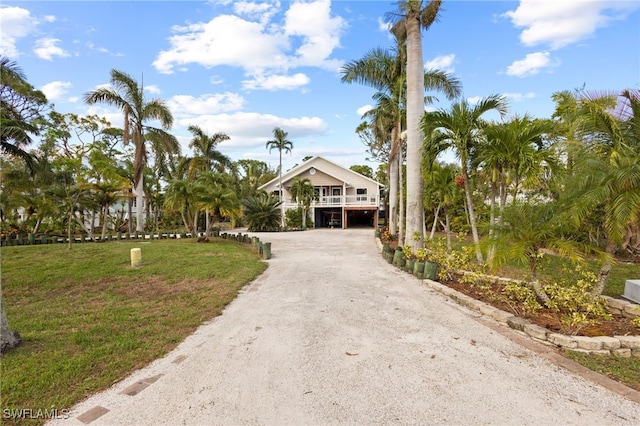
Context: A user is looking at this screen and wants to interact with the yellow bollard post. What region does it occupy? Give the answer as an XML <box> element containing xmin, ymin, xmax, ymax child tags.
<box><xmin>131</xmin><ymin>248</ymin><xmax>142</xmax><ymax>267</ymax></box>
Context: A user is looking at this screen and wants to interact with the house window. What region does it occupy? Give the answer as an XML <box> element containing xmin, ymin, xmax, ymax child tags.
<box><xmin>356</xmin><ymin>188</ymin><xmax>367</xmax><ymax>201</ymax></box>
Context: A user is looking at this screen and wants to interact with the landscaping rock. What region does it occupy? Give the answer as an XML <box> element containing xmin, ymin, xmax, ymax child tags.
<box><xmin>592</xmin><ymin>336</ymin><xmax>621</xmax><ymax>350</ymax></box>
<box><xmin>615</xmin><ymin>335</ymin><xmax>640</xmax><ymax>349</ymax></box>
<box><xmin>573</xmin><ymin>336</ymin><xmax>603</xmax><ymax>351</ymax></box>
<box><xmin>548</xmin><ymin>333</ymin><xmax>577</xmax><ymax>348</ymax></box>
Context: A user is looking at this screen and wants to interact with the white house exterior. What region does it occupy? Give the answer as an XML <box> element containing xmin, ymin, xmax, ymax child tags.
<box><xmin>259</xmin><ymin>156</ymin><xmax>384</xmax><ymax>229</ymax></box>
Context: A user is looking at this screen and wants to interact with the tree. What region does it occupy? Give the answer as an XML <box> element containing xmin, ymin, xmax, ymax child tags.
<box><xmin>478</xmin><ymin>115</ymin><xmax>557</xmax><ymax>252</ymax></box>
<box><xmin>242</xmin><ymin>192</ymin><xmax>282</xmax><ymax>232</ymax></box>
<box><xmin>388</xmin><ymin>0</ymin><xmax>443</xmax><ymax>251</ymax></box>
<box><xmin>289</xmin><ymin>177</ymin><xmax>316</xmax><ymax>229</ymax></box>
<box><xmin>0</xmin><ymin>56</ymin><xmax>48</xmax><ymax>171</ymax></box>
<box><xmin>563</xmin><ymin>89</ymin><xmax>640</xmax><ymax>293</ymax></box>
<box><xmin>84</xmin><ymin>69</ymin><xmax>178</xmax><ymax>232</ymax></box>
<box><xmin>350</xmin><ymin>164</ymin><xmax>374</xmax><ymax>179</ymax></box>
<box><xmin>341</xmin><ymin>40</ymin><xmax>460</xmax><ymax>242</ymax></box>
<box><xmin>422</xmin><ymin>95</ymin><xmax>508</xmax><ymax>262</ymax></box>
<box><xmin>265</xmin><ymin>127</ymin><xmax>293</xmax><ymax>228</ymax></box>
<box><xmin>186</xmin><ymin>125</ymin><xmax>231</xmax><ymax>232</ymax></box>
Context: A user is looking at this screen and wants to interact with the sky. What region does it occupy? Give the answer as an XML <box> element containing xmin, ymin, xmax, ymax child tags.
<box><xmin>1</xmin><ymin>0</ymin><xmax>639</xmax><ymax>172</ymax></box>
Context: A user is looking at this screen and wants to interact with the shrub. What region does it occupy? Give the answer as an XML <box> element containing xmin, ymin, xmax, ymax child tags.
<box><xmin>543</xmin><ymin>267</ymin><xmax>612</xmax><ymax>334</ymax></box>
<box><xmin>241</xmin><ymin>193</ymin><xmax>281</xmax><ymax>232</ymax></box>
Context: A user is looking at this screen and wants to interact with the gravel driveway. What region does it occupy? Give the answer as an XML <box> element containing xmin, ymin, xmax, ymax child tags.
<box><xmin>50</xmin><ymin>228</ymin><xmax>640</xmax><ymax>425</ymax></box>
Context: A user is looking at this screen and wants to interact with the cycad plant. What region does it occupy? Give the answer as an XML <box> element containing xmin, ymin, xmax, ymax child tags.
<box><xmin>242</xmin><ymin>192</ymin><xmax>282</xmax><ymax>232</ymax></box>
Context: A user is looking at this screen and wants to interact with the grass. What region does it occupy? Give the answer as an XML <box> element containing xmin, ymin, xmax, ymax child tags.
<box><xmin>564</xmin><ymin>351</ymin><xmax>640</xmax><ymax>392</ymax></box>
<box><xmin>0</xmin><ymin>239</ymin><xmax>267</xmax><ymax>426</ymax></box>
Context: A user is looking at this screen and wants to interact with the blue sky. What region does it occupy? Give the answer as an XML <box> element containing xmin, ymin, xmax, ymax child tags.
<box><xmin>2</xmin><ymin>0</ymin><xmax>639</xmax><ymax>171</ymax></box>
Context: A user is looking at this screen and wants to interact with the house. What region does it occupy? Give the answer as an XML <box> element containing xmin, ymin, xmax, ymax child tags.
<box><xmin>259</xmin><ymin>156</ymin><xmax>384</xmax><ymax>229</ymax></box>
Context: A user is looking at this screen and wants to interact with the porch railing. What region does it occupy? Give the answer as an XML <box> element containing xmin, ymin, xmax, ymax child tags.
<box><xmin>283</xmin><ymin>195</ymin><xmax>380</xmax><ymax>209</ymax></box>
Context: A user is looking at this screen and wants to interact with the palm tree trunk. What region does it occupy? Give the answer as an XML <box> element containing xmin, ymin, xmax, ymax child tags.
<box><xmin>592</xmin><ymin>242</ymin><xmax>615</xmax><ymax>296</ymax></box>
<box><xmin>445</xmin><ymin>208</ymin><xmax>452</xmax><ymax>252</ymax></box>
<box><xmin>279</xmin><ymin>150</ymin><xmax>284</xmax><ymax>228</ymax></box>
<box><xmin>135</xmin><ymin>178</ymin><xmax>144</xmax><ymax>232</ymax></box>
<box><xmin>404</xmin><ymin>11</ymin><xmax>426</xmax><ymax>251</ymax></box>
<box><xmin>462</xmin><ymin>165</ymin><xmax>483</xmax><ymax>263</ymax></box>
<box><xmin>398</xmin><ymin>145</ymin><xmax>405</xmax><ymax>246</ymax></box>
<box><xmin>101</xmin><ymin>205</ymin><xmax>109</xmax><ymax>241</ymax></box>
<box><xmin>1</xmin><ymin>298</ymin><xmax>21</xmax><ymax>354</ymax></box>
<box><xmin>388</xmin><ymin>150</ymin><xmax>399</xmax><ymax>236</ymax></box>
<box><xmin>430</xmin><ymin>203</ymin><xmax>441</xmax><ymax>239</ymax></box>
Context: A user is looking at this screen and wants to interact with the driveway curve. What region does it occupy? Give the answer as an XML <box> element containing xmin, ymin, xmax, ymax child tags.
<box><xmin>50</xmin><ymin>228</ymin><xmax>640</xmax><ymax>425</ymax></box>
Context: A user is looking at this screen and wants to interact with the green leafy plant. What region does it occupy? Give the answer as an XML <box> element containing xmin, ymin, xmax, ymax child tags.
<box><xmin>241</xmin><ymin>192</ymin><xmax>282</xmax><ymax>232</ymax></box>
<box><xmin>543</xmin><ymin>267</ymin><xmax>612</xmax><ymax>334</ymax></box>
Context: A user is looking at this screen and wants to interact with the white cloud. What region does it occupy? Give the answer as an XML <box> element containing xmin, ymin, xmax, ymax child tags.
<box><xmin>506</xmin><ymin>51</ymin><xmax>559</xmax><ymax>77</ymax></box>
<box><xmin>242</xmin><ymin>72</ymin><xmax>310</xmax><ymax>91</ymax></box>
<box><xmin>153</xmin><ymin>0</ymin><xmax>345</xmax><ymax>81</ymax></box>
<box><xmin>233</xmin><ymin>0</ymin><xmax>280</xmax><ymax>24</ymax></box>
<box><xmin>167</xmin><ymin>93</ymin><xmax>246</xmax><ymax>116</ymax></box>
<box><xmin>176</xmin><ymin>111</ymin><xmax>327</xmax><ymax>151</ymax></box>
<box><xmin>425</xmin><ymin>54</ymin><xmax>456</xmax><ymax>73</ymax></box>
<box><xmin>0</xmin><ymin>6</ymin><xmax>38</xmax><ymax>57</ymax></box>
<box><xmin>502</xmin><ymin>92</ymin><xmax>536</xmax><ymax>102</ymax></box>
<box><xmin>44</xmin><ymin>15</ymin><xmax>56</xmax><ymax>23</ymax></box>
<box><xmin>467</xmin><ymin>96</ymin><xmax>482</xmax><ymax>105</ymax></box>
<box><xmin>357</xmin><ymin>105</ymin><xmax>372</xmax><ymax>116</ymax></box>
<box><xmin>153</xmin><ymin>14</ymin><xmax>289</xmax><ymax>74</ymax></box>
<box><xmin>34</xmin><ymin>37</ymin><xmax>70</xmax><ymax>61</ymax></box>
<box><xmin>283</xmin><ymin>0</ymin><xmax>346</xmax><ymax>70</ymax></box>
<box><xmin>144</xmin><ymin>85</ymin><xmax>162</xmax><ymax>95</ymax></box>
<box><xmin>503</xmin><ymin>0</ymin><xmax>639</xmax><ymax>49</ymax></box>
<box><xmin>40</xmin><ymin>81</ymin><xmax>72</xmax><ymax>101</ymax></box>
<box><xmin>377</xmin><ymin>17</ymin><xmax>391</xmax><ymax>33</ymax></box>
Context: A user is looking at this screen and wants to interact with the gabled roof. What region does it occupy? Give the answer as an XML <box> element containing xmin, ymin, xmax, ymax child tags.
<box><xmin>259</xmin><ymin>156</ymin><xmax>383</xmax><ymax>190</ymax></box>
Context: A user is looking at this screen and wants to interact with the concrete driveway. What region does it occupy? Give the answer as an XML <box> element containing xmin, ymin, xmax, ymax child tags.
<box><xmin>50</xmin><ymin>228</ymin><xmax>640</xmax><ymax>425</ymax></box>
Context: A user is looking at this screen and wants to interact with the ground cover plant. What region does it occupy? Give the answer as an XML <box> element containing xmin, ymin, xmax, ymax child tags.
<box><xmin>0</xmin><ymin>239</ymin><xmax>266</xmax><ymax>426</ymax></box>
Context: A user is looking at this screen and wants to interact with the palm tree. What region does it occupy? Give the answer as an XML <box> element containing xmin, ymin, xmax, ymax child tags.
<box><xmin>423</xmin><ymin>161</ymin><xmax>460</xmax><ymax>250</ymax></box>
<box><xmin>186</xmin><ymin>125</ymin><xmax>231</xmax><ymax>232</ymax></box>
<box><xmin>563</xmin><ymin>89</ymin><xmax>640</xmax><ymax>293</ymax></box>
<box><xmin>387</xmin><ymin>0</ymin><xmax>443</xmax><ymax>251</ymax></box>
<box><xmin>84</xmin><ymin>69</ymin><xmax>178</xmax><ymax>232</ymax></box>
<box><xmin>1</xmin><ymin>56</ymin><xmax>48</xmax><ymax>171</ymax></box>
<box><xmin>341</xmin><ymin>39</ymin><xmax>460</xmax><ymax>243</ymax></box>
<box><xmin>289</xmin><ymin>177</ymin><xmax>316</xmax><ymax>229</ymax></box>
<box><xmin>489</xmin><ymin>201</ymin><xmax>606</xmax><ymax>306</ymax></box>
<box><xmin>479</xmin><ymin>116</ymin><xmax>557</xmax><ymax>233</ymax></box>
<box><xmin>242</xmin><ymin>192</ymin><xmax>282</xmax><ymax>232</ymax></box>
<box><xmin>187</xmin><ymin>124</ymin><xmax>231</xmax><ymax>174</ymax></box>
<box><xmin>422</xmin><ymin>95</ymin><xmax>508</xmax><ymax>262</ymax></box>
<box><xmin>265</xmin><ymin>127</ymin><xmax>293</xmax><ymax>228</ymax></box>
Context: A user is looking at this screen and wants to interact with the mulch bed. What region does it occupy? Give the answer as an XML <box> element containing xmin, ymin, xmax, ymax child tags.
<box><xmin>443</xmin><ymin>275</ymin><xmax>638</xmax><ymax>337</ymax></box>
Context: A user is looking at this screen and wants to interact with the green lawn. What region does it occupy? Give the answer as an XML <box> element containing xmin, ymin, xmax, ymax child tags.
<box><xmin>0</xmin><ymin>239</ymin><xmax>267</xmax><ymax>426</ymax></box>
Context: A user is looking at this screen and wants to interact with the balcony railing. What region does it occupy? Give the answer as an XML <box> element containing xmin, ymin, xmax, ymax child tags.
<box><xmin>283</xmin><ymin>195</ymin><xmax>380</xmax><ymax>209</ymax></box>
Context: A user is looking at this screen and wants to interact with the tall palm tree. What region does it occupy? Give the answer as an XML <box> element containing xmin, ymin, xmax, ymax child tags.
<box><xmin>84</xmin><ymin>69</ymin><xmax>178</xmax><ymax>232</ymax></box>
<box><xmin>265</xmin><ymin>127</ymin><xmax>293</xmax><ymax>228</ymax></box>
<box><xmin>289</xmin><ymin>177</ymin><xmax>316</xmax><ymax>229</ymax></box>
<box><xmin>187</xmin><ymin>124</ymin><xmax>231</xmax><ymax>174</ymax></box>
<box><xmin>422</xmin><ymin>95</ymin><xmax>508</xmax><ymax>262</ymax></box>
<box><xmin>479</xmin><ymin>116</ymin><xmax>556</xmax><ymax>230</ymax></box>
<box><xmin>341</xmin><ymin>39</ymin><xmax>460</xmax><ymax>242</ymax></box>
<box><xmin>185</xmin><ymin>125</ymin><xmax>231</xmax><ymax>232</ymax></box>
<box><xmin>387</xmin><ymin>0</ymin><xmax>443</xmax><ymax>251</ymax></box>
